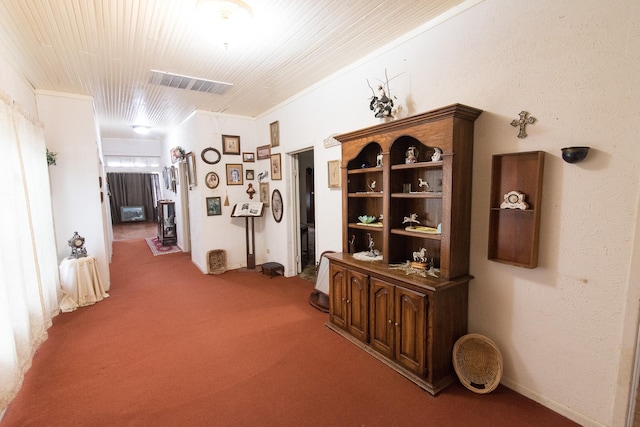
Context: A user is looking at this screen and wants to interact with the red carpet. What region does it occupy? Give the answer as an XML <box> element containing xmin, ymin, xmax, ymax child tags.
<box><xmin>1</xmin><ymin>239</ymin><xmax>578</xmax><ymax>426</ymax></box>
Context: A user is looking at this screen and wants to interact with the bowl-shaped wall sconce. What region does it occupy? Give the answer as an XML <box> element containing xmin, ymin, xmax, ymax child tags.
<box><xmin>561</xmin><ymin>146</ymin><xmax>590</xmax><ymax>163</ymax></box>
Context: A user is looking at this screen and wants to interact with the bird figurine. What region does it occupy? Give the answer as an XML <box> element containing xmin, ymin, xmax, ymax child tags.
<box><xmin>418</xmin><ymin>178</ymin><xmax>429</xmax><ymax>191</ymax></box>
<box><xmin>368</xmin><ymin>180</ymin><xmax>377</xmax><ymax>192</ymax></box>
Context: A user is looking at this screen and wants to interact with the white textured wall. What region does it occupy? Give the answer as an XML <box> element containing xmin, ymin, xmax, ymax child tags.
<box><xmin>253</xmin><ymin>0</ymin><xmax>640</xmax><ymax>425</ymax></box>
<box><xmin>36</xmin><ymin>91</ymin><xmax>111</xmax><ymax>290</ymax></box>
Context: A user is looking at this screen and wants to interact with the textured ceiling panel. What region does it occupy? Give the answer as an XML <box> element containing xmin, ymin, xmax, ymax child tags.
<box><xmin>0</xmin><ymin>0</ymin><xmax>467</xmax><ymax>139</ymax></box>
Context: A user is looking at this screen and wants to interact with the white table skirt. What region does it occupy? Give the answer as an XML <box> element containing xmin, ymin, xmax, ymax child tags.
<box><xmin>59</xmin><ymin>256</ymin><xmax>109</xmax><ymax>312</ymax></box>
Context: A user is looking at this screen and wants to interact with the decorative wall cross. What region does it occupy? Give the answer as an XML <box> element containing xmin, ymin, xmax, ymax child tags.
<box><xmin>511</xmin><ymin>111</ymin><xmax>536</xmax><ymax>138</ymax></box>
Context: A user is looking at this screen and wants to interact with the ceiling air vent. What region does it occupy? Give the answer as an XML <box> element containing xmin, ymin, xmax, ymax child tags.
<box><xmin>148</xmin><ymin>70</ymin><xmax>232</xmax><ymax>95</ymax></box>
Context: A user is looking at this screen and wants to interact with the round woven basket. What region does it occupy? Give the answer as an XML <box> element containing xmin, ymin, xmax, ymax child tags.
<box><xmin>453</xmin><ymin>333</ymin><xmax>503</xmax><ymax>394</ymax></box>
<box><xmin>206</xmin><ymin>249</ymin><xmax>227</xmax><ymax>275</ymax></box>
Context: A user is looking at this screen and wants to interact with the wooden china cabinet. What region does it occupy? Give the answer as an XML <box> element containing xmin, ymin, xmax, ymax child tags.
<box><xmin>325</xmin><ymin>104</ymin><xmax>482</xmax><ymax>395</ymax></box>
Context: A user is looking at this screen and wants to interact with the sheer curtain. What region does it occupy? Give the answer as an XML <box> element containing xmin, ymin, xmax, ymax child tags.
<box><xmin>0</xmin><ymin>93</ymin><xmax>60</xmax><ymax>412</ymax></box>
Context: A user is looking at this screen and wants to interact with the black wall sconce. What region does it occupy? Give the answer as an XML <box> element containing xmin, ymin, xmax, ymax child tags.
<box><xmin>561</xmin><ymin>146</ymin><xmax>590</xmax><ymax>163</ymax></box>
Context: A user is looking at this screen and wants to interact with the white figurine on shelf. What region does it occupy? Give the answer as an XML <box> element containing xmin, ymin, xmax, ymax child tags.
<box><xmin>418</xmin><ymin>178</ymin><xmax>429</xmax><ymax>191</ymax></box>
<box><xmin>431</xmin><ymin>148</ymin><xmax>442</xmax><ymax>162</ymax></box>
<box><xmin>368</xmin><ymin>180</ymin><xmax>377</xmax><ymax>192</ymax></box>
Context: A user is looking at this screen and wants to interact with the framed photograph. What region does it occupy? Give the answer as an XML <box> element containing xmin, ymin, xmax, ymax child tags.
<box><xmin>270</xmin><ymin>121</ymin><xmax>279</xmax><ymax>147</ymax></box>
<box><xmin>205</xmin><ymin>171</ymin><xmax>220</xmax><ymax>189</ymax></box>
<box><xmin>226</xmin><ymin>163</ymin><xmax>243</xmax><ymax>185</ymax></box>
<box><xmin>271</xmin><ymin>189</ymin><xmax>283</xmax><ymax>223</ymax></box>
<box><xmin>328</xmin><ymin>159</ymin><xmax>341</xmax><ymax>188</ymax></box>
<box><xmin>271</xmin><ymin>153</ymin><xmax>282</xmax><ymax>180</ymax></box>
<box><xmin>222</xmin><ymin>135</ymin><xmax>241</xmax><ymax>155</ymax></box>
<box><xmin>242</xmin><ymin>152</ymin><xmax>255</xmax><ymax>162</ymax></box>
<box><xmin>256</xmin><ymin>144</ymin><xmax>271</xmax><ymax>160</ymax></box>
<box><xmin>259</xmin><ymin>182</ymin><xmax>270</xmax><ymax>207</ymax></box>
<box><xmin>206</xmin><ymin>197</ymin><xmax>222</xmax><ymax>216</ymax></box>
<box><xmin>186</xmin><ymin>152</ymin><xmax>197</xmax><ymax>187</ymax></box>
<box><xmin>246</xmin><ymin>169</ymin><xmax>254</xmax><ymax>180</ymax></box>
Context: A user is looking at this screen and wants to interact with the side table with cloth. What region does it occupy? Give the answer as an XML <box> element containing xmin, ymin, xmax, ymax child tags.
<box><xmin>59</xmin><ymin>256</ymin><xmax>109</xmax><ymax>312</ymax></box>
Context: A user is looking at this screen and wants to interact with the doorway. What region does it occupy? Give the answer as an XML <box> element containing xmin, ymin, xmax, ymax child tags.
<box><xmin>296</xmin><ymin>149</ymin><xmax>315</xmax><ymax>277</ymax></box>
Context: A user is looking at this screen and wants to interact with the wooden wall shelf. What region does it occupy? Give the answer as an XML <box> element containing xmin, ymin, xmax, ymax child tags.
<box><xmin>488</xmin><ymin>151</ymin><xmax>545</xmax><ymax>268</ymax></box>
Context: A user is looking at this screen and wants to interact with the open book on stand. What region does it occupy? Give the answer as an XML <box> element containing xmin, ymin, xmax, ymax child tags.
<box><xmin>231</xmin><ymin>202</ymin><xmax>265</xmax><ymax>217</ymax></box>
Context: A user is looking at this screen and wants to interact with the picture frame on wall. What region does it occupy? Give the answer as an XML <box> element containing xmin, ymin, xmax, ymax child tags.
<box><xmin>256</xmin><ymin>144</ymin><xmax>270</xmax><ymax>160</ymax></box>
<box><xmin>270</xmin><ymin>121</ymin><xmax>279</xmax><ymax>147</ymax></box>
<box><xmin>246</xmin><ymin>169</ymin><xmax>254</xmax><ymax>180</ymax></box>
<box><xmin>222</xmin><ymin>135</ymin><xmax>241</xmax><ymax>155</ymax></box>
<box><xmin>242</xmin><ymin>152</ymin><xmax>255</xmax><ymax>162</ymax></box>
<box><xmin>226</xmin><ymin>163</ymin><xmax>243</xmax><ymax>185</ymax></box>
<box><xmin>259</xmin><ymin>182</ymin><xmax>270</xmax><ymax>207</ymax></box>
<box><xmin>186</xmin><ymin>152</ymin><xmax>197</xmax><ymax>187</ymax></box>
<box><xmin>271</xmin><ymin>189</ymin><xmax>283</xmax><ymax>223</ymax></box>
<box><xmin>270</xmin><ymin>153</ymin><xmax>282</xmax><ymax>180</ymax></box>
<box><xmin>206</xmin><ymin>197</ymin><xmax>222</xmax><ymax>216</ymax></box>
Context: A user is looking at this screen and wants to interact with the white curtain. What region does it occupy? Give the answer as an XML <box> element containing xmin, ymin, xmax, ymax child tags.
<box><xmin>0</xmin><ymin>93</ymin><xmax>60</xmax><ymax>412</ymax></box>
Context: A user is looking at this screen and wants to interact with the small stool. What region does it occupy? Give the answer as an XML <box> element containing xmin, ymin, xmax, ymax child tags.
<box><xmin>261</xmin><ymin>262</ymin><xmax>284</xmax><ymax>278</ymax></box>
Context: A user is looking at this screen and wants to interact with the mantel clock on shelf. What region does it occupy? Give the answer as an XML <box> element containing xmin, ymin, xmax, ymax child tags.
<box><xmin>68</xmin><ymin>231</ymin><xmax>87</xmax><ymax>259</ymax></box>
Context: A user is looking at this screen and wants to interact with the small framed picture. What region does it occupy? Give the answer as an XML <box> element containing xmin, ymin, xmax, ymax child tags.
<box><xmin>205</xmin><ymin>171</ymin><xmax>220</xmax><ymax>189</ymax></box>
<box><xmin>246</xmin><ymin>169</ymin><xmax>254</xmax><ymax>180</ymax></box>
<box><xmin>328</xmin><ymin>159</ymin><xmax>341</xmax><ymax>188</ymax></box>
<box><xmin>260</xmin><ymin>182</ymin><xmax>270</xmax><ymax>207</ymax></box>
<box><xmin>270</xmin><ymin>121</ymin><xmax>279</xmax><ymax>147</ymax></box>
<box><xmin>271</xmin><ymin>189</ymin><xmax>283</xmax><ymax>223</ymax></box>
<box><xmin>226</xmin><ymin>163</ymin><xmax>243</xmax><ymax>185</ymax></box>
<box><xmin>243</xmin><ymin>152</ymin><xmax>255</xmax><ymax>162</ymax></box>
<box><xmin>256</xmin><ymin>145</ymin><xmax>270</xmax><ymax>160</ymax></box>
<box><xmin>271</xmin><ymin>153</ymin><xmax>282</xmax><ymax>180</ymax></box>
<box><xmin>186</xmin><ymin>152</ymin><xmax>197</xmax><ymax>188</ymax></box>
<box><xmin>206</xmin><ymin>197</ymin><xmax>222</xmax><ymax>216</ymax></box>
<box><xmin>222</xmin><ymin>135</ymin><xmax>241</xmax><ymax>155</ymax></box>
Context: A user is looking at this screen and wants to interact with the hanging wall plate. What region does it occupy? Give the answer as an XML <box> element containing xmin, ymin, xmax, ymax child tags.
<box><xmin>201</xmin><ymin>147</ymin><xmax>221</xmax><ymax>164</ymax></box>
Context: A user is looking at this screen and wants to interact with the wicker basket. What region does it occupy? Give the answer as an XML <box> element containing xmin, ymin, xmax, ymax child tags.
<box><xmin>206</xmin><ymin>249</ymin><xmax>227</xmax><ymax>275</ymax></box>
<box><xmin>453</xmin><ymin>333</ymin><xmax>503</xmax><ymax>394</ymax></box>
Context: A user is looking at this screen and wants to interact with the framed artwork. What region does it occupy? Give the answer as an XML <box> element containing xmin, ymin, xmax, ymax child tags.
<box><xmin>271</xmin><ymin>189</ymin><xmax>283</xmax><ymax>223</ymax></box>
<box><xmin>328</xmin><ymin>159</ymin><xmax>341</xmax><ymax>188</ymax></box>
<box><xmin>201</xmin><ymin>147</ymin><xmax>221</xmax><ymax>164</ymax></box>
<box><xmin>162</xmin><ymin>167</ymin><xmax>170</xmax><ymax>189</ymax></box>
<box><xmin>242</xmin><ymin>152</ymin><xmax>255</xmax><ymax>162</ymax></box>
<box><xmin>270</xmin><ymin>121</ymin><xmax>279</xmax><ymax>147</ymax></box>
<box><xmin>246</xmin><ymin>169</ymin><xmax>254</xmax><ymax>180</ymax></box>
<box><xmin>256</xmin><ymin>144</ymin><xmax>270</xmax><ymax>160</ymax></box>
<box><xmin>186</xmin><ymin>152</ymin><xmax>197</xmax><ymax>187</ymax></box>
<box><xmin>226</xmin><ymin>163</ymin><xmax>243</xmax><ymax>185</ymax></box>
<box><xmin>222</xmin><ymin>134</ymin><xmax>241</xmax><ymax>155</ymax></box>
<box><xmin>206</xmin><ymin>197</ymin><xmax>222</xmax><ymax>216</ymax></box>
<box><xmin>271</xmin><ymin>153</ymin><xmax>282</xmax><ymax>180</ymax></box>
<box><xmin>205</xmin><ymin>171</ymin><xmax>220</xmax><ymax>189</ymax></box>
<box><xmin>259</xmin><ymin>182</ymin><xmax>270</xmax><ymax>207</ymax></box>
<box><xmin>170</xmin><ymin>165</ymin><xmax>177</xmax><ymax>192</ymax></box>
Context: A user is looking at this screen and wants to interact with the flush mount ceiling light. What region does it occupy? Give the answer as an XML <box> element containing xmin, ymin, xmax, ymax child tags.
<box><xmin>196</xmin><ymin>0</ymin><xmax>254</xmax><ymax>48</ymax></box>
<box><xmin>132</xmin><ymin>125</ymin><xmax>151</xmax><ymax>135</ymax></box>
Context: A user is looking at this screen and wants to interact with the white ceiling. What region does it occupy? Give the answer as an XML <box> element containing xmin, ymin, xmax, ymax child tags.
<box><xmin>0</xmin><ymin>0</ymin><xmax>465</xmax><ymax>140</ymax></box>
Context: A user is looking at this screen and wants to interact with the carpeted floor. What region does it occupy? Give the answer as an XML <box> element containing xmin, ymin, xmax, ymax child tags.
<box><xmin>1</xmin><ymin>239</ymin><xmax>578</xmax><ymax>427</ymax></box>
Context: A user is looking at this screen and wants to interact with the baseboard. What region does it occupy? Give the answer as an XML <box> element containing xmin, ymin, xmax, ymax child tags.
<box><xmin>500</xmin><ymin>377</ymin><xmax>604</xmax><ymax>427</ymax></box>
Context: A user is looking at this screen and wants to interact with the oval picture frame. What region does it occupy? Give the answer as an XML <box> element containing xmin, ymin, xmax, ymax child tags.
<box><xmin>205</xmin><ymin>172</ymin><xmax>220</xmax><ymax>189</ymax></box>
<box><xmin>201</xmin><ymin>147</ymin><xmax>221</xmax><ymax>165</ymax></box>
<box><xmin>271</xmin><ymin>189</ymin><xmax>283</xmax><ymax>223</ymax></box>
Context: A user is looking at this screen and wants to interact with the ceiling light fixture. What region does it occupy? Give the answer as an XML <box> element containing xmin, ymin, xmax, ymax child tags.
<box><xmin>195</xmin><ymin>0</ymin><xmax>254</xmax><ymax>49</ymax></box>
<box><xmin>132</xmin><ymin>125</ymin><xmax>151</xmax><ymax>135</ymax></box>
